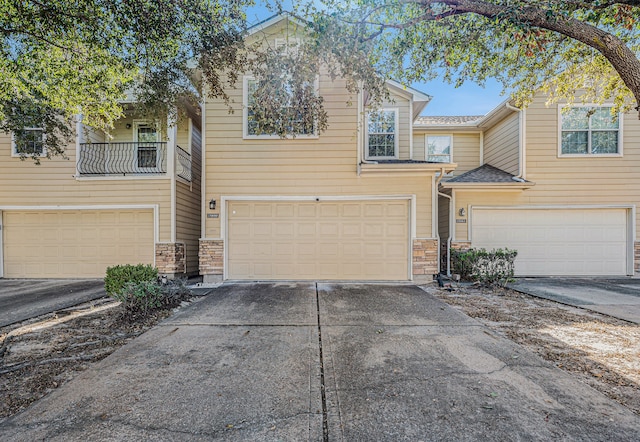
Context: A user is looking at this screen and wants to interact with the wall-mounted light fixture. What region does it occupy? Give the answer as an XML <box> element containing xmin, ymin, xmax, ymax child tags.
<box><xmin>209</xmin><ymin>199</ymin><xmax>216</xmax><ymax>210</ymax></box>
<box><xmin>458</xmin><ymin>208</ymin><xmax>466</xmax><ymax>217</ymax></box>
<box><xmin>126</xmin><ymin>123</ymin><xmax>132</xmax><ymax>129</ymax></box>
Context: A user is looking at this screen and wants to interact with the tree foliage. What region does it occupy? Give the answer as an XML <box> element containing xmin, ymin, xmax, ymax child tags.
<box><xmin>1</xmin><ymin>0</ymin><xmax>250</xmax><ymax>160</ymax></box>
<box><xmin>302</xmin><ymin>0</ymin><xmax>640</xmax><ymax>117</ymax></box>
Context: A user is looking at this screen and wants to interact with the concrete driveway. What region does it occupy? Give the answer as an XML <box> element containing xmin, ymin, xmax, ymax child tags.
<box><xmin>1</xmin><ymin>283</ymin><xmax>638</xmax><ymax>440</ymax></box>
<box><xmin>511</xmin><ymin>278</ymin><xmax>640</xmax><ymax>324</ymax></box>
<box><xmin>0</xmin><ymin>279</ymin><xmax>107</xmax><ymax>327</ymax></box>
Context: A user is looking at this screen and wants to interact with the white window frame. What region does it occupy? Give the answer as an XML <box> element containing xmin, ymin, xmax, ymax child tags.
<box><xmin>133</xmin><ymin>120</ymin><xmax>161</xmax><ymax>171</ymax></box>
<box><xmin>426</xmin><ymin>134</ymin><xmax>453</xmax><ymax>163</ymax></box>
<box><xmin>365</xmin><ymin>108</ymin><xmax>399</xmax><ymax>160</ymax></box>
<box><xmin>558</xmin><ymin>104</ymin><xmax>623</xmax><ymax>158</ymax></box>
<box><xmin>242</xmin><ymin>75</ymin><xmax>320</xmax><ymax>140</ymax></box>
<box><xmin>11</xmin><ymin>128</ymin><xmax>46</xmax><ymax>157</ymax></box>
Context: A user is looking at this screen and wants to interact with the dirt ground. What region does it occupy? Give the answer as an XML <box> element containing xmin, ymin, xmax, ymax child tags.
<box><xmin>433</xmin><ymin>284</ymin><xmax>640</xmax><ymax>415</ymax></box>
<box><xmin>0</xmin><ymin>297</ymin><xmax>187</xmax><ymax>420</ymax></box>
<box><xmin>1</xmin><ymin>285</ymin><xmax>639</xmax><ymax>422</ymax></box>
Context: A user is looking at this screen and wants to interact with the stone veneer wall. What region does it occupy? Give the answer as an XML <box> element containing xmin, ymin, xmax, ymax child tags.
<box><xmin>635</xmin><ymin>242</ymin><xmax>640</xmax><ymax>274</ymax></box>
<box><xmin>412</xmin><ymin>239</ymin><xmax>438</xmax><ymax>278</ymax></box>
<box><xmin>155</xmin><ymin>243</ymin><xmax>186</xmax><ymax>276</ymax></box>
<box><xmin>199</xmin><ymin>239</ymin><xmax>224</xmax><ymax>281</ymax></box>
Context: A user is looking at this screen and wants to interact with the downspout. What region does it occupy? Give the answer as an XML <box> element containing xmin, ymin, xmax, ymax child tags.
<box><xmin>435</xmin><ymin>167</ymin><xmax>452</xmax><ymax>276</ymax></box>
<box><xmin>505</xmin><ymin>103</ymin><xmax>527</xmax><ymax>181</ymax></box>
<box><xmin>358</xmin><ymin>82</ymin><xmax>378</xmax><ymax>172</ymax></box>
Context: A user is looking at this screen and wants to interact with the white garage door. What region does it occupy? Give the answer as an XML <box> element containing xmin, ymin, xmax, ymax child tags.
<box><xmin>227</xmin><ymin>199</ymin><xmax>410</xmax><ymax>280</ymax></box>
<box><xmin>471</xmin><ymin>208</ymin><xmax>629</xmax><ymax>276</ymax></box>
<box><xmin>2</xmin><ymin>210</ymin><xmax>154</xmax><ymax>278</ymax></box>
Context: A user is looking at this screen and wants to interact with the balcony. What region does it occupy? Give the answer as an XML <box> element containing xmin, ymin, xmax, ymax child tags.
<box><xmin>78</xmin><ymin>142</ymin><xmax>191</xmax><ymax>181</ymax></box>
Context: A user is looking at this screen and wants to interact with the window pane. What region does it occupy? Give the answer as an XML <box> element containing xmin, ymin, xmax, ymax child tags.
<box><xmin>15</xmin><ymin>129</ymin><xmax>44</xmax><ymax>155</ymax></box>
<box><xmin>427</xmin><ymin>136</ymin><xmax>451</xmax><ymax>156</ymax></box>
<box><xmin>137</xmin><ymin>126</ymin><xmax>157</xmax><ymax>143</ymax></box>
<box><xmin>427</xmin><ymin>155</ymin><xmax>450</xmax><ymax>163</ymax></box>
<box><xmin>137</xmin><ymin>146</ymin><xmax>157</xmax><ymax>168</ymax></box>
<box><xmin>591</xmin><ymin>108</ymin><xmax>618</xmax><ymax>130</ymax></box>
<box><xmin>562</xmin><ymin>107</ymin><xmax>589</xmax><ymax>130</ymax></box>
<box><xmin>367</xmin><ymin>110</ymin><xmax>396</xmax><ymax>157</ymax></box>
<box><xmin>561</xmin><ymin>131</ymin><xmax>588</xmax><ymax>154</ymax></box>
<box><xmin>591</xmin><ymin>131</ymin><xmax>618</xmax><ymax>154</ymax></box>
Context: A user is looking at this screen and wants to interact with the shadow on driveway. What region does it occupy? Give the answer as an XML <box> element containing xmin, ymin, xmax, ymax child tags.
<box><xmin>1</xmin><ymin>283</ymin><xmax>638</xmax><ymax>440</ymax></box>
<box><xmin>0</xmin><ymin>279</ymin><xmax>106</xmax><ymax>327</ymax></box>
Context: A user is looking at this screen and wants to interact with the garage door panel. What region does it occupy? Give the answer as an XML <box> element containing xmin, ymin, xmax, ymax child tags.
<box><xmin>472</xmin><ymin>208</ymin><xmax>627</xmax><ymax>276</ymax></box>
<box><xmin>3</xmin><ymin>210</ymin><xmax>154</xmax><ymax>278</ymax></box>
<box><xmin>227</xmin><ymin>200</ymin><xmax>409</xmax><ymax>280</ymax></box>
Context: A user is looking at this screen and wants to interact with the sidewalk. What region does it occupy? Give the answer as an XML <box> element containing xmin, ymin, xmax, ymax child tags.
<box><xmin>1</xmin><ymin>283</ymin><xmax>638</xmax><ymax>440</ymax></box>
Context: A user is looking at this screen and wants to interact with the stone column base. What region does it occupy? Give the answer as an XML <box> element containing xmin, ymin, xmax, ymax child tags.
<box><xmin>413</xmin><ymin>239</ymin><xmax>438</xmax><ymax>278</ymax></box>
<box><xmin>635</xmin><ymin>242</ymin><xmax>640</xmax><ymax>275</ymax></box>
<box><xmin>155</xmin><ymin>243</ymin><xmax>186</xmax><ymax>277</ymax></box>
<box><xmin>200</xmin><ymin>239</ymin><xmax>224</xmax><ymax>279</ymax></box>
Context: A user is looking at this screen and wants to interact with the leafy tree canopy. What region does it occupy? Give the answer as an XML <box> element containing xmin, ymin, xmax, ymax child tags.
<box><xmin>1</xmin><ymin>0</ymin><xmax>250</xmax><ymax>160</ymax></box>
<box><xmin>302</xmin><ymin>0</ymin><xmax>640</xmax><ymax>117</ymax></box>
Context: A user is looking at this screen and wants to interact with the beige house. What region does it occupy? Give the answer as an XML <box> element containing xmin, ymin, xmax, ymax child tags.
<box><xmin>199</xmin><ymin>14</ymin><xmax>639</xmax><ymax>282</ymax></box>
<box><xmin>199</xmin><ymin>15</ymin><xmax>453</xmax><ymax>282</ymax></box>
<box><xmin>0</xmin><ymin>104</ymin><xmax>202</xmax><ymax>278</ymax></box>
<box><xmin>431</xmin><ymin>97</ymin><xmax>639</xmax><ymax>277</ymax></box>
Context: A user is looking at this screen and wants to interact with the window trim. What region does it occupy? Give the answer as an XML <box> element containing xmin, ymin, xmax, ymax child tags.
<box><xmin>365</xmin><ymin>108</ymin><xmax>400</xmax><ymax>160</ymax></box>
<box><xmin>425</xmin><ymin>133</ymin><xmax>453</xmax><ymax>164</ymax></box>
<box><xmin>11</xmin><ymin>127</ymin><xmax>46</xmax><ymax>157</ymax></box>
<box><xmin>557</xmin><ymin>104</ymin><xmax>623</xmax><ymax>158</ymax></box>
<box><xmin>242</xmin><ymin>75</ymin><xmax>320</xmax><ymax>140</ymax></box>
<box><xmin>133</xmin><ymin>120</ymin><xmax>161</xmax><ymax>171</ymax></box>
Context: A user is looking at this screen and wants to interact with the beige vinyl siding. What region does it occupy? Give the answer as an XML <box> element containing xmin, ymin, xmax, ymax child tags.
<box><xmin>453</xmin><ymin>93</ymin><xmax>640</xmax><ymax>242</ymax></box>
<box><xmin>176</xmin><ymin>125</ymin><xmax>202</xmax><ymax>274</ymax></box>
<box><xmin>412</xmin><ymin>132</ymin><xmax>480</xmax><ymax>174</ymax></box>
<box><xmin>0</xmin><ymin>135</ymin><xmax>172</xmax><ymax>242</ymax></box>
<box><xmin>483</xmin><ymin>112</ymin><xmax>519</xmax><ymax>175</ymax></box>
<box><xmin>176</xmin><ymin>117</ymin><xmax>190</xmax><ymax>150</ymax></box>
<box><xmin>204</xmin><ymin>75</ymin><xmax>434</xmax><ymax>239</ymax></box>
<box><xmin>438</xmin><ymin>193</ymin><xmax>450</xmax><ymax>242</ymax></box>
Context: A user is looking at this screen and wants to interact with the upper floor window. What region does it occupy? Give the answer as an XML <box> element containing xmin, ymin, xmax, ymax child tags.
<box><xmin>133</xmin><ymin>121</ymin><xmax>160</xmax><ymax>170</ymax></box>
<box><xmin>560</xmin><ymin>106</ymin><xmax>621</xmax><ymax>156</ymax></box>
<box><xmin>366</xmin><ymin>109</ymin><xmax>398</xmax><ymax>159</ymax></box>
<box><xmin>426</xmin><ymin>135</ymin><xmax>452</xmax><ymax>163</ymax></box>
<box><xmin>243</xmin><ymin>76</ymin><xmax>317</xmax><ymax>138</ymax></box>
<box><xmin>12</xmin><ymin>128</ymin><xmax>45</xmax><ymax>156</ymax></box>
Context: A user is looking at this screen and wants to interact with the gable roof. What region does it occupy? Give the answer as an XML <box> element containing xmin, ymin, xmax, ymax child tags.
<box><xmin>440</xmin><ymin>164</ymin><xmax>534</xmax><ymax>189</ymax></box>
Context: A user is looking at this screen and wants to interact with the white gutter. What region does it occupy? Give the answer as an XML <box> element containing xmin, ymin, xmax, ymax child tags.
<box><xmin>505</xmin><ymin>103</ymin><xmax>527</xmax><ymax>181</ymax></box>
<box><xmin>434</xmin><ymin>167</ymin><xmax>451</xmax><ymax>275</ymax></box>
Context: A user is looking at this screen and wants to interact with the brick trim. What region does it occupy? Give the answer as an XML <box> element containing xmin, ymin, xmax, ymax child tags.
<box><xmin>200</xmin><ymin>239</ymin><xmax>224</xmax><ymax>276</ymax></box>
<box><xmin>412</xmin><ymin>239</ymin><xmax>438</xmax><ymax>276</ymax></box>
<box><xmin>155</xmin><ymin>243</ymin><xmax>186</xmax><ymax>276</ymax></box>
<box><xmin>635</xmin><ymin>242</ymin><xmax>640</xmax><ymax>274</ymax></box>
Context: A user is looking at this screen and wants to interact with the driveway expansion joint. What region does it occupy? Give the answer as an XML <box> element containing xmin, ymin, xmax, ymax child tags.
<box><xmin>315</xmin><ymin>282</ymin><xmax>330</xmax><ymax>442</ymax></box>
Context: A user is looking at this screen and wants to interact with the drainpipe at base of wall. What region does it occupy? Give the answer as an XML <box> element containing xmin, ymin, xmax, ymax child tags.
<box><xmin>434</xmin><ymin>167</ymin><xmax>452</xmax><ymax>276</ymax></box>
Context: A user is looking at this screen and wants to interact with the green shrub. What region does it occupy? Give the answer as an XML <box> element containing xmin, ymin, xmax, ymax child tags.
<box><xmin>112</xmin><ymin>280</ymin><xmax>164</xmax><ymax>316</ymax></box>
<box><xmin>451</xmin><ymin>248</ymin><xmax>517</xmax><ymax>286</ymax></box>
<box><xmin>104</xmin><ymin>264</ymin><xmax>158</xmax><ymax>296</ymax></box>
<box><xmin>111</xmin><ymin>278</ymin><xmax>194</xmax><ymax>319</ymax></box>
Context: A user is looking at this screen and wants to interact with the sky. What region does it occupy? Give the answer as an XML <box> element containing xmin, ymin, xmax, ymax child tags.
<box><xmin>244</xmin><ymin>2</ymin><xmax>507</xmax><ymax>117</ymax></box>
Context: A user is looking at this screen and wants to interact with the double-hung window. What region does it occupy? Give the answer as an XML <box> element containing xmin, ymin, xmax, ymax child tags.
<box><xmin>560</xmin><ymin>106</ymin><xmax>621</xmax><ymax>156</ymax></box>
<box><xmin>366</xmin><ymin>109</ymin><xmax>398</xmax><ymax>159</ymax></box>
<box><xmin>12</xmin><ymin>128</ymin><xmax>45</xmax><ymax>156</ymax></box>
<box><xmin>134</xmin><ymin>121</ymin><xmax>160</xmax><ymax>170</ymax></box>
<box><xmin>243</xmin><ymin>75</ymin><xmax>318</xmax><ymax>138</ymax></box>
<box><xmin>426</xmin><ymin>135</ymin><xmax>452</xmax><ymax>163</ymax></box>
